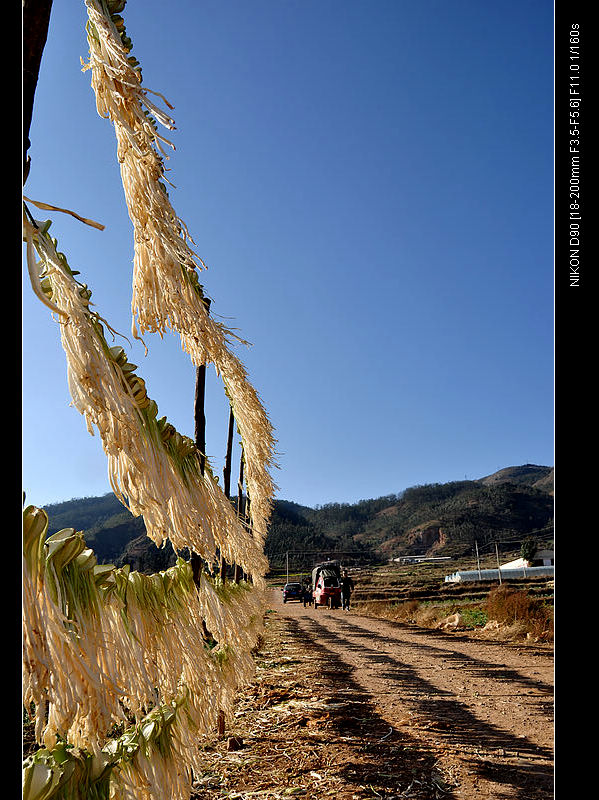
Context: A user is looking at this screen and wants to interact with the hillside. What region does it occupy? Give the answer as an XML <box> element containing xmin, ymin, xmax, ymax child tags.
<box><xmin>39</xmin><ymin>464</ymin><xmax>553</xmax><ymax>573</ymax></box>
<box><xmin>478</xmin><ymin>463</ymin><xmax>554</xmax><ymax>494</ymax></box>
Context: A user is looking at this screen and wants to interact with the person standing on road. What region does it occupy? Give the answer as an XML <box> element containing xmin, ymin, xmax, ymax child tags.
<box><xmin>302</xmin><ymin>582</ymin><xmax>312</xmax><ymax>607</ymax></box>
<box><xmin>341</xmin><ymin>570</ymin><xmax>355</xmax><ymax>611</ymax></box>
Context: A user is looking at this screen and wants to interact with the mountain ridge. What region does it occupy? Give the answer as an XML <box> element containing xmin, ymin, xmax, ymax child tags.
<box><xmin>39</xmin><ymin>464</ymin><xmax>553</xmax><ymax>573</ymax></box>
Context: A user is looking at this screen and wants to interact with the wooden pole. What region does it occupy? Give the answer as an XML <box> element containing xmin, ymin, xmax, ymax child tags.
<box><xmin>237</xmin><ymin>448</ymin><xmax>248</xmax><ymax>581</ymax></box>
<box><xmin>194</xmin><ymin>360</ymin><xmax>207</xmax><ymax>476</ymax></box>
<box><xmin>223</xmin><ymin>407</ymin><xmax>235</xmax><ymax>499</ymax></box>
<box><xmin>243</xmin><ymin>489</ymin><xmax>252</xmax><ymax>585</ymax></box>
<box><xmin>191</xmin><ymin>298</ymin><xmax>211</xmax><ymax>587</ymax></box>
<box><xmin>222</xmin><ymin>407</ymin><xmax>235</xmax><ymax>581</ymax></box>
<box><xmin>193</xmin><ymin>297</ymin><xmax>211</xmax><ymax>475</ymax></box>
<box><xmin>237</xmin><ymin>447</ymin><xmax>245</xmax><ymax>526</ymax></box>
<box><xmin>192</xmin><ymin>298</ymin><xmax>226</xmax><ymax>738</ymax></box>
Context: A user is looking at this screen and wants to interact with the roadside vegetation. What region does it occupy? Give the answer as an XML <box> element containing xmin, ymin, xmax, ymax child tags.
<box><xmin>354</xmin><ymin>583</ymin><xmax>553</xmax><ymax>643</ymax></box>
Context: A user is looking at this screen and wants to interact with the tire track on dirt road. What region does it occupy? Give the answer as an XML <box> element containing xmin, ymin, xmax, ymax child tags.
<box><xmin>275</xmin><ymin>589</ymin><xmax>554</xmax><ymax>799</ymax></box>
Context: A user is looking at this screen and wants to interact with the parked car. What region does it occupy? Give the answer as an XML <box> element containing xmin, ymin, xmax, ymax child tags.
<box><xmin>282</xmin><ymin>582</ymin><xmax>304</xmax><ymax>603</ymax></box>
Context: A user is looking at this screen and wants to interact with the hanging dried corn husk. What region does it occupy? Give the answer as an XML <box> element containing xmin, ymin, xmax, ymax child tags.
<box><xmin>23</xmin><ymin>505</ymin><xmax>129</xmax><ymax>752</ymax></box>
<box><xmin>23</xmin><ymin>213</ymin><xmax>270</xmax><ymax>796</ymax></box>
<box><xmin>23</xmin><ymin>504</ymin><xmax>266</xmax><ymax>798</ymax></box>
<box><xmin>24</xmin><ymin>5</ymin><xmax>277</xmax><ymax>797</ymax></box>
<box><xmin>23</xmin><ymin>212</ymin><xmax>268</xmax><ymax>582</ymax></box>
<box><xmin>82</xmin><ymin>0</ymin><xmax>277</xmax><ymax>544</ymax></box>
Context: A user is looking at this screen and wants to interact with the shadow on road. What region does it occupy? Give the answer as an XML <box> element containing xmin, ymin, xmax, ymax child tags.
<box><xmin>289</xmin><ymin>610</ymin><xmax>553</xmax><ymax>800</ymax></box>
<box><xmin>283</xmin><ymin>616</ymin><xmax>459</xmax><ymax>799</ymax></box>
<box><xmin>334</xmin><ymin>615</ymin><xmax>554</xmax><ymax>694</ymax></box>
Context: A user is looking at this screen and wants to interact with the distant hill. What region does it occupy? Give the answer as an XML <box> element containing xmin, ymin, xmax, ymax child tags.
<box><xmin>40</xmin><ymin>464</ymin><xmax>553</xmax><ymax>573</ymax></box>
<box><xmin>478</xmin><ymin>464</ymin><xmax>554</xmax><ymax>494</ymax></box>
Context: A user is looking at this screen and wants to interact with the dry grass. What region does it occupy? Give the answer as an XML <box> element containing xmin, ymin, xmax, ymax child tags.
<box><xmin>483</xmin><ymin>585</ymin><xmax>553</xmax><ymax>642</ymax></box>
<box><xmin>354</xmin><ymin>584</ymin><xmax>554</xmax><ymax>644</ymax></box>
<box><xmin>354</xmin><ymin>599</ymin><xmax>448</xmax><ymax>629</ymax></box>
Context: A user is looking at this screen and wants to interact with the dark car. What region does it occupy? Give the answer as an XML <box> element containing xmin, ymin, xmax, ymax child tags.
<box><xmin>282</xmin><ymin>582</ymin><xmax>304</xmax><ymax>602</ymax></box>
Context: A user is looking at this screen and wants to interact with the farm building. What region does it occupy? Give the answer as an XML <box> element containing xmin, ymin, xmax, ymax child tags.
<box><xmin>391</xmin><ymin>556</ymin><xmax>452</xmax><ymax>565</ymax></box>
<box><xmin>501</xmin><ymin>550</ymin><xmax>554</xmax><ymax>570</ymax></box>
<box><xmin>444</xmin><ymin>565</ymin><xmax>554</xmax><ymax>583</ymax></box>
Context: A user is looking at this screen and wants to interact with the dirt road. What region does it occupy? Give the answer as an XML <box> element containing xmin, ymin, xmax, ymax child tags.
<box><xmin>193</xmin><ymin>589</ymin><xmax>554</xmax><ymax>800</ymax></box>
<box><xmin>277</xmin><ymin>590</ymin><xmax>553</xmax><ymax>797</ymax></box>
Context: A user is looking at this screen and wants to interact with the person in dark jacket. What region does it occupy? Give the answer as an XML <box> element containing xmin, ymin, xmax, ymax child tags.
<box><xmin>302</xmin><ymin>582</ymin><xmax>313</xmax><ymax>607</ymax></box>
<box><xmin>340</xmin><ymin>570</ymin><xmax>355</xmax><ymax>611</ymax></box>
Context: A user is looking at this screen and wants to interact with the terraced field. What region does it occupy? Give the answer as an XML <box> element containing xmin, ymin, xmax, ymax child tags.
<box><xmin>351</xmin><ymin>567</ymin><xmax>554</xmax><ymax>607</ymax></box>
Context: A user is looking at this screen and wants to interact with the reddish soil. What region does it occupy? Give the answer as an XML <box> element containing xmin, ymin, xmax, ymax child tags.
<box><xmin>195</xmin><ymin>589</ymin><xmax>554</xmax><ymax>800</ymax></box>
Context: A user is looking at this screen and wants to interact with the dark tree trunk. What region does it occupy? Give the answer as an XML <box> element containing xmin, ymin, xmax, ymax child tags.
<box><xmin>23</xmin><ymin>0</ymin><xmax>54</xmax><ymax>182</ymax></box>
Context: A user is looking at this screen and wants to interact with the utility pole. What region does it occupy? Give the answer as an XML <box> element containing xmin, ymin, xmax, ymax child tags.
<box><xmin>286</xmin><ymin>551</ymin><xmax>289</xmax><ymax>584</ymax></box>
<box><xmin>475</xmin><ymin>541</ymin><xmax>482</xmax><ymax>580</ymax></box>
<box><xmin>495</xmin><ymin>542</ymin><xmax>502</xmax><ymax>585</ymax></box>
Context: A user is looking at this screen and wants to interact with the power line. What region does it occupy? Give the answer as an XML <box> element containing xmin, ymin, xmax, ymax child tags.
<box><xmin>272</xmin><ymin>549</ymin><xmax>369</xmax><ymax>556</ymax></box>
<box><xmin>477</xmin><ymin>530</ymin><xmax>554</xmax><ymax>555</ymax></box>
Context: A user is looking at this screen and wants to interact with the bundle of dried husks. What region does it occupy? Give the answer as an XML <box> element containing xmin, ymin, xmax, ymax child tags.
<box><xmin>23</xmin><ymin>214</ymin><xmax>267</xmax><ymax>582</ymax></box>
<box><xmin>23</xmin><ymin>505</ymin><xmax>266</xmax><ymax>800</ymax></box>
<box><xmin>82</xmin><ymin>0</ymin><xmax>277</xmax><ymax>543</ymax></box>
<box><xmin>24</xmin><ymin>4</ymin><xmax>276</xmax><ymax>797</ymax></box>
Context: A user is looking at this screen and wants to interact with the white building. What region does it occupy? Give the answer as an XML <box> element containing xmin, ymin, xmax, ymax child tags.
<box><xmin>501</xmin><ymin>549</ymin><xmax>554</xmax><ymax>570</ymax></box>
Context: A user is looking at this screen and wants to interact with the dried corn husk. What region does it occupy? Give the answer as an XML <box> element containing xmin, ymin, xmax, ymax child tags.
<box><xmin>23</xmin><ymin>504</ymin><xmax>267</xmax><ymax>791</ymax></box>
<box><xmin>24</xmin><ymin>6</ymin><xmax>276</xmax><ymax>794</ymax></box>
<box><xmin>82</xmin><ymin>0</ymin><xmax>277</xmax><ymax>543</ymax></box>
<box><xmin>23</xmin><ymin>506</ymin><xmax>128</xmax><ymax>752</ymax></box>
<box><xmin>23</xmin><ymin>213</ymin><xmax>267</xmax><ymax>581</ymax></box>
<box><xmin>23</xmin><ymin>219</ymin><xmax>269</xmax><ymax>769</ymax></box>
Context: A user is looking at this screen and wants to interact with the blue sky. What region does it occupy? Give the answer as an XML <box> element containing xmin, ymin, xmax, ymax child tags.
<box><xmin>22</xmin><ymin>0</ymin><xmax>554</xmax><ymax>510</ymax></box>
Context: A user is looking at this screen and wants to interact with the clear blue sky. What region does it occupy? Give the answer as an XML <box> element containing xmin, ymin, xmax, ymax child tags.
<box><xmin>22</xmin><ymin>0</ymin><xmax>554</xmax><ymax>510</ymax></box>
